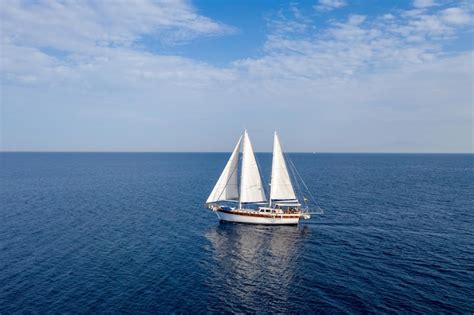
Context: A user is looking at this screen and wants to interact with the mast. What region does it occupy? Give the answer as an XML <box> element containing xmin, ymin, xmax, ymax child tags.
<box><xmin>239</xmin><ymin>131</ymin><xmax>244</xmax><ymax>208</ymax></box>
<box><xmin>239</xmin><ymin>130</ymin><xmax>266</xmax><ymax>209</ymax></box>
<box><xmin>269</xmin><ymin>131</ymin><xmax>297</xmax><ymax>207</ymax></box>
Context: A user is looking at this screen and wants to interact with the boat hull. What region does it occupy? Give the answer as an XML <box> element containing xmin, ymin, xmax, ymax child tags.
<box><xmin>215</xmin><ymin>209</ymin><xmax>300</xmax><ymax>225</ymax></box>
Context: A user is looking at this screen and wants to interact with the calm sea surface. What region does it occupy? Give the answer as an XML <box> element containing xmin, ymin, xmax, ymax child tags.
<box><xmin>1</xmin><ymin>153</ymin><xmax>473</xmax><ymax>313</ymax></box>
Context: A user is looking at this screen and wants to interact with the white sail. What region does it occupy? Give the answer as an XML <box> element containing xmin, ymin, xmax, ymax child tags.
<box><xmin>206</xmin><ymin>136</ymin><xmax>242</xmax><ymax>203</ymax></box>
<box><xmin>239</xmin><ymin>130</ymin><xmax>267</xmax><ymax>204</ymax></box>
<box><xmin>270</xmin><ymin>131</ymin><xmax>297</xmax><ymax>203</ymax></box>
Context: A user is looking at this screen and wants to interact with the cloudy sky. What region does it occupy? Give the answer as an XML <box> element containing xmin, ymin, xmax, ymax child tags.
<box><xmin>1</xmin><ymin>0</ymin><xmax>472</xmax><ymax>152</ymax></box>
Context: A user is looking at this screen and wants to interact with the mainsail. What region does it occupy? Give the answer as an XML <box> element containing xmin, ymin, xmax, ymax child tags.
<box><xmin>239</xmin><ymin>130</ymin><xmax>267</xmax><ymax>204</ymax></box>
<box><xmin>206</xmin><ymin>136</ymin><xmax>242</xmax><ymax>203</ymax></box>
<box><xmin>269</xmin><ymin>131</ymin><xmax>297</xmax><ymax>205</ymax></box>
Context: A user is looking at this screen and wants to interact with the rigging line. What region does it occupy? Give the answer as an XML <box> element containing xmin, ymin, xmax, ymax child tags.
<box><xmin>288</xmin><ymin>158</ymin><xmax>314</xmax><ymax>207</ymax></box>
<box><xmin>293</xmin><ymin>160</ymin><xmax>323</xmax><ymax>213</ymax></box>
<box><xmin>285</xmin><ymin>152</ymin><xmax>306</xmax><ymax>209</ymax></box>
<box><xmin>287</xmin><ymin>156</ymin><xmax>324</xmax><ymax>214</ymax></box>
<box><xmin>289</xmin><ymin>160</ymin><xmax>312</xmax><ymax>213</ymax></box>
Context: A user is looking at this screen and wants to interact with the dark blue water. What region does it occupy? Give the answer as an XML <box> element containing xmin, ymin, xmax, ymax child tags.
<box><xmin>1</xmin><ymin>153</ymin><xmax>473</xmax><ymax>313</ymax></box>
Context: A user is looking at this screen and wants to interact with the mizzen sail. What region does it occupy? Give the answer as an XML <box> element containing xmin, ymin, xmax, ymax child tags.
<box><xmin>270</xmin><ymin>131</ymin><xmax>297</xmax><ymax>203</ymax></box>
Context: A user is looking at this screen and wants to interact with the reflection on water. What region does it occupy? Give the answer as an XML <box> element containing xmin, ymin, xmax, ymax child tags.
<box><xmin>204</xmin><ymin>223</ymin><xmax>311</xmax><ymax>312</ymax></box>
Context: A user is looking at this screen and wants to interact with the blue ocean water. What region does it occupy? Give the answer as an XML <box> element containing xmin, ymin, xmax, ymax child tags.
<box><xmin>0</xmin><ymin>153</ymin><xmax>473</xmax><ymax>313</ymax></box>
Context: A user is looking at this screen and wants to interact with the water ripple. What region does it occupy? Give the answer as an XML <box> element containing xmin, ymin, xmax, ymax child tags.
<box><xmin>0</xmin><ymin>153</ymin><xmax>473</xmax><ymax>313</ymax></box>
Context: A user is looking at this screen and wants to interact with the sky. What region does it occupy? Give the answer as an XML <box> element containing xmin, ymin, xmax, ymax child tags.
<box><xmin>0</xmin><ymin>0</ymin><xmax>472</xmax><ymax>152</ymax></box>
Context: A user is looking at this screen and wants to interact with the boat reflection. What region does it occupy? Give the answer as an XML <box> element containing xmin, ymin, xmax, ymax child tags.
<box><xmin>204</xmin><ymin>223</ymin><xmax>311</xmax><ymax>312</ymax></box>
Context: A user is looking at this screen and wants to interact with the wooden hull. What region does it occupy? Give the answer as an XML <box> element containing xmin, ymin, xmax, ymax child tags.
<box><xmin>215</xmin><ymin>209</ymin><xmax>301</xmax><ymax>225</ymax></box>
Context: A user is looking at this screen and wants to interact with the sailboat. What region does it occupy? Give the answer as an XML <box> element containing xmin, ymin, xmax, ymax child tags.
<box><xmin>205</xmin><ymin>130</ymin><xmax>312</xmax><ymax>225</ymax></box>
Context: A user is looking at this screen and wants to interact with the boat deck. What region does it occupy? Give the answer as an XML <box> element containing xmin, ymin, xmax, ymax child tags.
<box><xmin>217</xmin><ymin>207</ymin><xmax>301</xmax><ymax>219</ymax></box>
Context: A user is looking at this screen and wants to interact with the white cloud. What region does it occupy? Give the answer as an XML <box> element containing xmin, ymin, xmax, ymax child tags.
<box><xmin>441</xmin><ymin>7</ymin><xmax>471</xmax><ymax>25</ymax></box>
<box><xmin>5</xmin><ymin>1</ymin><xmax>470</xmax><ymax>87</ymax></box>
<box><xmin>393</xmin><ymin>6</ymin><xmax>473</xmax><ymax>42</ymax></box>
<box><xmin>314</xmin><ymin>0</ymin><xmax>347</xmax><ymax>12</ymax></box>
<box><xmin>0</xmin><ymin>0</ymin><xmax>233</xmax><ymax>52</ymax></box>
<box><xmin>241</xmin><ymin>7</ymin><xmax>470</xmax><ymax>82</ymax></box>
<box><xmin>0</xmin><ymin>1</ymin><xmax>472</xmax><ymax>152</ymax></box>
<box><xmin>347</xmin><ymin>14</ymin><xmax>367</xmax><ymax>25</ymax></box>
<box><xmin>0</xmin><ymin>0</ymin><xmax>236</xmax><ymax>87</ymax></box>
<box><xmin>413</xmin><ymin>0</ymin><xmax>437</xmax><ymax>9</ymax></box>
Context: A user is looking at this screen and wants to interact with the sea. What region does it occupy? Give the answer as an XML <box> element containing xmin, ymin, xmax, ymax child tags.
<box><xmin>1</xmin><ymin>152</ymin><xmax>473</xmax><ymax>313</ymax></box>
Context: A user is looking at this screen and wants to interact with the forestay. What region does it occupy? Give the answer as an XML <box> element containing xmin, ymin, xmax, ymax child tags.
<box><xmin>206</xmin><ymin>136</ymin><xmax>242</xmax><ymax>203</ymax></box>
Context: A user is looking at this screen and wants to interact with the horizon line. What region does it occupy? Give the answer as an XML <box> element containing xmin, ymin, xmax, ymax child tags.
<box><xmin>1</xmin><ymin>151</ymin><xmax>473</xmax><ymax>154</ymax></box>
